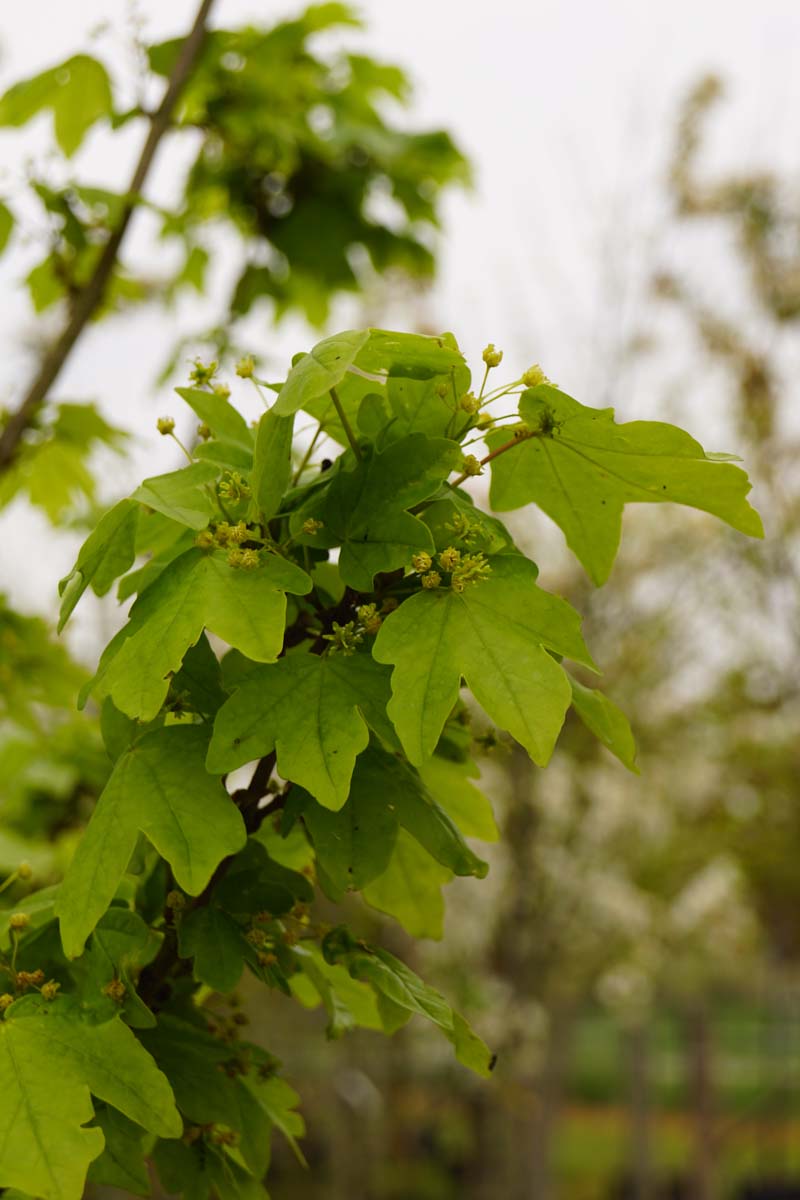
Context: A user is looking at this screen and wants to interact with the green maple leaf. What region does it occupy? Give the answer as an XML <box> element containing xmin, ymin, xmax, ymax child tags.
<box><xmin>86</xmin><ymin>1108</ymin><xmax>150</xmax><ymax>1196</ymax></box>
<box><xmin>250</xmin><ymin>409</ymin><xmax>294</xmax><ymax>521</ymax></box>
<box><xmin>299</xmin><ymin>742</ymin><xmax>486</xmax><ymax>892</ymax></box>
<box><xmin>323</xmin><ymin>928</ymin><xmax>493</xmax><ymax>1076</ymax></box>
<box><xmin>175</xmin><ymin>386</ymin><xmax>254</xmax><ymax>451</ymax></box>
<box><xmin>273</xmin><ymin>330</ymin><xmax>371</xmax><ymax>416</ymax></box>
<box><xmin>487</xmin><ymin>383</ymin><xmax>764</xmax><ymax>585</ymax></box>
<box><xmin>88</xmin><ymin>547</ymin><xmax>311</xmax><ymax>720</ymax></box>
<box><xmin>0</xmin><ymin>995</ymin><xmax>180</xmax><ymax>1200</ymax></box>
<box><xmin>374</xmin><ymin>554</ymin><xmax>595</xmax><ymax>765</ymax></box>
<box><xmin>56</xmin><ymin>725</ymin><xmax>246</xmax><ymax>958</ymax></box>
<box><xmin>207</xmin><ymin>651</ymin><xmax>393</xmax><ymax>809</ymax></box>
<box><xmin>292</xmin><ymin>434</ymin><xmax>461</xmax><ymax>589</ymax></box>
<box><xmin>140</xmin><ymin>1015</ymin><xmax>270</xmax><ymax>1177</ymax></box>
<box><xmin>362</xmin><ymin>829</ymin><xmax>452</xmax><ymax>939</ymax></box>
<box><xmin>273</xmin><ymin>328</ymin><xmax>466</xmax><ymax>418</ymax></box>
<box><xmin>131</xmin><ymin>462</ymin><xmax>221</xmax><ymax>531</ymax></box>
<box><xmin>178</xmin><ymin>907</ymin><xmax>247</xmax><ymax>993</ymax></box>
<box><xmin>569</xmin><ymin>677</ymin><xmax>638</xmax><ymax>772</ymax></box>
<box><xmin>58</xmin><ymin>498</ymin><xmax>138</xmax><ymax>632</ymax></box>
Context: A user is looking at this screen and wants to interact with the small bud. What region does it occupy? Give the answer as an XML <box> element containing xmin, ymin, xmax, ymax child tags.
<box><xmin>157</xmin><ymin>416</ymin><xmax>175</xmax><ymax>436</ymax></box>
<box><xmin>212</xmin><ymin>382</ymin><xmax>231</xmax><ymax>399</ymax></box>
<box><xmin>435</xmin><ymin>382</ymin><xmax>450</xmax><ymax>399</ymax></box>
<box><xmin>227</xmin><ymin>520</ymin><xmax>248</xmax><ymax>545</ymax></box>
<box><xmin>421</xmin><ymin>570</ymin><xmax>442</xmax><ymax>590</ymax></box>
<box><xmin>197</xmin><ymin>422</ymin><xmax>212</xmax><ymax>441</ymax></box>
<box><xmin>166</xmin><ymin>890</ymin><xmax>186</xmax><ymax>912</ymax></box>
<box><xmin>236</xmin><ymin>355</ymin><xmax>255</xmax><ymax>379</ymax></box>
<box><xmin>461</xmin><ymin>454</ymin><xmax>483</xmax><ymax>477</ymax></box>
<box><xmin>459</xmin><ymin>392</ymin><xmax>479</xmax><ymax>414</ymax></box>
<box><xmin>482</xmin><ymin>343</ymin><xmax>503</xmax><ymax>368</ymax></box>
<box><xmin>302</xmin><ymin>518</ymin><xmax>324</xmax><ymax>536</ymax></box>
<box><xmin>257</xmin><ymin>951</ymin><xmax>278</xmax><ymax>967</ymax></box>
<box><xmin>239</xmin><ymin>548</ymin><xmax>260</xmax><ymax>570</ymax></box>
<box><xmin>522</xmin><ymin>364</ymin><xmax>548</xmax><ymax>388</ymax></box>
<box><xmin>0</xmin><ymin>994</ymin><xmax>13</xmax><ymax>1012</ymax></box>
<box><xmin>16</xmin><ymin>970</ymin><xmax>44</xmax><ymax>991</ymax></box>
<box><xmin>214</xmin><ymin>522</ymin><xmax>232</xmax><ymax>545</ymax></box>
<box><xmin>476</xmin><ymin>411</ymin><xmax>493</xmax><ymax>427</ymax></box>
<box><xmin>438</xmin><ymin>547</ymin><xmax>461</xmax><ymax>572</ymax></box>
<box><xmin>246</xmin><ymin>928</ymin><xmax>267</xmax><ymax>948</ymax></box>
<box><xmin>195</xmin><ymin>530</ymin><xmax>215</xmax><ymax>549</ymax></box>
<box><xmin>227</xmin><ymin>548</ymin><xmax>245</xmax><ymax>568</ymax></box>
<box><xmin>356</xmin><ymin>603</ymin><xmax>382</xmax><ymax>635</ymax></box>
<box><xmin>40</xmin><ymin>980</ymin><xmax>60</xmax><ymax>1001</ymax></box>
<box><xmin>17</xmin><ymin>862</ymin><xmax>32</xmax><ymax>881</ymax></box>
<box><xmin>411</xmin><ymin>551</ymin><xmax>432</xmax><ymax>573</ymax></box>
<box><xmin>189</xmin><ymin>359</ymin><xmax>218</xmax><ymax>387</ymax></box>
<box><xmin>323</xmin><ymin>620</ymin><xmax>363</xmax><ymax>655</ymax></box>
<box><xmin>9</xmin><ymin>913</ymin><xmax>30</xmax><ymax>931</ymax></box>
<box><xmin>103</xmin><ymin>979</ymin><xmax>127</xmax><ymax>1003</ymax></box>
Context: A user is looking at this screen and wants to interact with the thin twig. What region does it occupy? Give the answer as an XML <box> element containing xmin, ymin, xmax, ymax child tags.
<box><xmin>450</xmin><ymin>430</ymin><xmax>533</xmax><ymax>488</ymax></box>
<box><xmin>0</xmin><ymin>0</ymin><xmax>216</xmax><ymax>470</ymax></box>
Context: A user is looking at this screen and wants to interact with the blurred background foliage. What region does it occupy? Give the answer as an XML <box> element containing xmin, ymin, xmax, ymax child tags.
<box><xmin>1</xmin><ymin>5</ymin><xmax>799</xmax><ymax>1199</ymax></box>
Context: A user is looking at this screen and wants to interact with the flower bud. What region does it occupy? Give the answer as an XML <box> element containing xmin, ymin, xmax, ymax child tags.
<box><xmin>482</xmin><ymin>343</ymin><xmax>503</xmax><ymax>368</ymax></box>
<box><xmin>522</xmin><ymin>364</ymin><xmax>548</xmax><ymax>388</ymax></box>
<box><xmin>9</xmin><ymin>913</ymin><xmax>29</xmax><ymax>931</ymax></box>
<box><xmin>461</xmin><ymin>454</ymin><xmax>483</xmax><ymax>477</ymax></box>
<box><xmin>157</xmin><ymin>416</ymin><xmax>175</xmax><ymax>436</ymax></box>
<box><xmin>236</xmin><ymin>355</ymin><xmax>255</xmax><ymax>379</ymax></box>
<box><xmin>411</xmin><ymin>551</ymin><xmax>432</xmax><ymax>573</ymax></box>
<box><xmin>421</xmin><ymin>570</ymin><xmax>442</xmax><ymax>590</ymax></box>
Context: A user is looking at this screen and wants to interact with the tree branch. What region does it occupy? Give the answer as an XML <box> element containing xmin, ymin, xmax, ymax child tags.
<box><xmin>0</xmin><ymin>0</ymin><xmax>216</xmax><ymax>470</ymax></box>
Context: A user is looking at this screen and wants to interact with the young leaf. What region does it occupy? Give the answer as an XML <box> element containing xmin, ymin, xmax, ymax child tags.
<box><xmin>419</xmin><ymin>755</ymin><xmax>498</xmax><ymax>842</ymax></box>
<box><xmin>569</xmin><ymin>677</ymin><xmax>639</xmax><ymax>772</ymax></box>
<box><xmin>273</xmin><ymin>330</ymin><xmax>370</xmax><ymax>415</ymax></box>
<box><xmin>56</xmin><ymin>725</ymin><xmax>246</xmax><ymax>957</ymax></box>
<box><xmin>293</xmin><ymin>434</ymin><xmax>462</xmax><ymax>589</ymax></box>
<box><xmin>178</xmin><ymin>907</ymin><xmax>246</xmax><ymax>993</ymax></box>
<box><xmin>0</xmin><ymin>55</ymin><xmax>112</xmax><ymax>156</ymax></box>
<box><xmin>300</xmin><ymin>780</ymin><xmax>399</xmax><ymax>893</ymax></box>
<box><xmin>140</xmin><ymin>1015</ymin><xmax>270</xmax><ymax>1177</ymax></box>
<box><xmin>323</xmin><ymin>929</ymin><xmax>493</xmax><ymax>1076</ymax></box>
<box><xmin>251</xmin><ymin>409</ymin><xmax>294</xmax><ymax>520</ymax></box>
<box><xmin>92</xmin><ymin>548</ymin><xmax>311</xmax><ymax>720</ymax></box>
<box><xmin>362</xmin><ymin>829</ymin><xmax>452</xmax><ymax>939</ymax></box>
<box><xmin>175</xmin><ymin>386</ymin><xmax>253</xmax><ymax>450</ymax></box>
<box><xmin>207</xmin><ymin>651</ymin><xmax>393</xmax><ymax>809</ymax></box>
<box><xmin>86</xmin><ymin>1108</ymin><xmax>150</xmax><ymax>1197</ymax></box>
<box><xmin>0</xmin><ymin>994</ymin><xmax>181</xmax><ymax>1200</ymax></box>
<box><xmin>132</xmin><ymin>462</ymin><xmax>220</xmax><ymax>531</ymax></box>
<box><xmin>57</xmin><ymin>499</ymin><xmax>139</xmax><ymax>631</ymax></box>
<box><xmin>374</xmin><ymin>554</ymin><xmax>595</xmax><ymax>765</ymax></box>
<box><xmin>488</xmin><ymin>383</ymin><xmax>764</xmax><ymax>585</ymax></box>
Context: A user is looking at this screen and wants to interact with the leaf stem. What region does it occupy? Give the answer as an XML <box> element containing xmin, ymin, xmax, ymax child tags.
<box><xmin>329</xmin><ymin>387</ymin><xmax>362</xmax><ymax>460</ymax></box>
<box><xmin>450</xmin><ymin>430</ymin><xmax>533</xmax><ymax>488</ymax></box>
<box><xmin>292</xmin><ymin>422</ymin><xmax>324</xmax><ymax>485</ymax></box>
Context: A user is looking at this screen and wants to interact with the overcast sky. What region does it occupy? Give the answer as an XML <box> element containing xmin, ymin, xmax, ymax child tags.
<box><xmin>1</xmin><ymin>0</ymin><xmax>798</xmax><ymax>649</ymax></box>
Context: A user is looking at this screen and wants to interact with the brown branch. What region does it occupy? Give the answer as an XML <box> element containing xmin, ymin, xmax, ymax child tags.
<box><xmin>0</xmin><ymin>0</ymin><xmax>216</xmax><ymax>470</ymax></box>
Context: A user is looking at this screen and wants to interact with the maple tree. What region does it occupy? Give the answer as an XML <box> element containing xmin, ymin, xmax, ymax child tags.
<box><xmin>0</xmin><ymin>321</ymin><xmax>763</xmax><ymax>1199</ymax></box>
<box><xmin>0</xmin><ymin>7</ymin><xmax>767</xmax><ymax>1199</ymax></box>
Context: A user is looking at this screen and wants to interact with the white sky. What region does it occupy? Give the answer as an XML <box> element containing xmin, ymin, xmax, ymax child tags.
<box><xmin>0</xmin><ymin>0</ymin><xmax>798</xmax><ymax>654</ymax></box>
